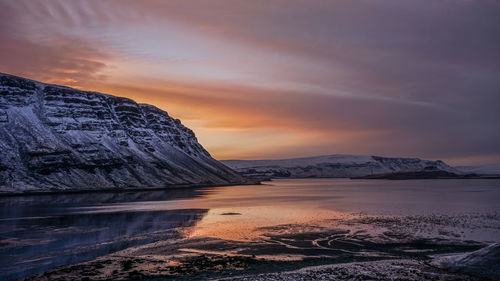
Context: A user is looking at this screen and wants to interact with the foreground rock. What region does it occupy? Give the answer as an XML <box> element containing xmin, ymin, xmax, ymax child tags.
<box><xmin>0</xmin><ymin>73</ymin><xmax>252</xmax><ymax>193</ymax></box>
<box><xmin>222</xmin><ymin>155</ymin><xmax>459</xmax><ymax>180</ymax></box>
<box><xmin>432</xmin><ymin>243</ymin><xmax>500</xmax><ymax>278</ymax></box>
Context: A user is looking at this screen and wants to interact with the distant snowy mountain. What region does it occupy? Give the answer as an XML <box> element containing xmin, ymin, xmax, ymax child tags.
<box><xmin>0</xmin><ymin>73</ymin><xmax>251</xmax><ymax>193</ymax></box>
<box><xmin>222</xmin><ymin>155</ymin><xmax>459</xmax><ymax>179</ymax></box>
<box><xmin>455</xmin><ymin>163</ymin><xmax>500</xmax><ymax>176</ymax></box>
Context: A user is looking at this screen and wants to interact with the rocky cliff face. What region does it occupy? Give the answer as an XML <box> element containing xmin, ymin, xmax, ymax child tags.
<box><xmin>222</xmin><ymin>155</ymin><xmax>459</xmax><ymax>179</ymax></box>
<box><xmin>0</xmin><ymin>73</ymin><xmax>250</xmax><ymax>193</ymax></box>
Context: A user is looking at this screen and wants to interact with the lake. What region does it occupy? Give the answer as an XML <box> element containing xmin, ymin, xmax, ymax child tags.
<box><xmin>1</xmin><ymin>178</ymin><xmax>500</xmax><ymax>280</ymax></box>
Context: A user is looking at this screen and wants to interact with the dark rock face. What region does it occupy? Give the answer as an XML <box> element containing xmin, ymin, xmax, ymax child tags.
<box><xmin>0</xmin><ymin>73</ymin><xmax>250</xmax><ymax>193</ymax></box>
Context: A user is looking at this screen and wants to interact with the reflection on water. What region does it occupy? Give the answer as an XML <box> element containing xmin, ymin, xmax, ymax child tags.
<box><xmin>0</xmin><ymin>189</ymin><xmax>209</xmax><ymax>280</ymax></box>
<box><xmin>189</xmin><ymin>207</ymin><xmax>344</xmax><ymax>241</ymax></box>
<box><xmin>1</xmin><ymin>178</ymin><xmax>500</xmax><ymax>280</ymax></box>
<box><xmin>188</xmin><ymin>179</ymin><xmax>500</xmax><ymax>241</ymax></box>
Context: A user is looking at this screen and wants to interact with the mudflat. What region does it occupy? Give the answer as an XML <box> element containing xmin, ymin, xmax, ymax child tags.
<box><xmin>3</xmin><ymin>179</ymin><xmax>500</xmax><ymax>280</ymax></box>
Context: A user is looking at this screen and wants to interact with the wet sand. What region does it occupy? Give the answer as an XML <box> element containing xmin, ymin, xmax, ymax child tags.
<box><xmin>25</xmin><ymin>211</ymin><xmax>499</xmax><ymax>280</ymax></box>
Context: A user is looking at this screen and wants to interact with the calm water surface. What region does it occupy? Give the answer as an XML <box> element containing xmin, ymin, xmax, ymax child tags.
<box><xmin>1</xmin><ymin>178</ymin><xmax>499</xmax><ymax>280</ymax></box>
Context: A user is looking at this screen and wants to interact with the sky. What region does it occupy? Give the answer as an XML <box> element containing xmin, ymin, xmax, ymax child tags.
<box><xmin>0</xmin><ymin>0</ymin><xmax>499</xmax><ymax>165</ymax></box>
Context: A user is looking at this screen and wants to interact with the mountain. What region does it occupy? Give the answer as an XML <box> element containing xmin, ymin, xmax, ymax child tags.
<box><xmin>222</xmin><ymin>154</ymin><xmax>459</xmax><ymax>179</ymax></box>
<box><xmin>353</xmin><ymin>170</ymin><xmax>491</xmax><ymax>180</ymax></box>
<box><xmin>455</xmin><ymin>163</ymin><xmax>500</xmax><ymax>176</ymax></box>
<box><xmin>0</xmin><ymin>73</ymin><xmax>252</xmax><ymax>193</ymax></box>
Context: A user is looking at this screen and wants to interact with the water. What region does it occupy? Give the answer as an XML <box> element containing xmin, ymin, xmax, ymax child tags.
<box><xmin>1</xmin><ymin>178</ymin><xmax>499</xmax><ymax>280</ymax></box>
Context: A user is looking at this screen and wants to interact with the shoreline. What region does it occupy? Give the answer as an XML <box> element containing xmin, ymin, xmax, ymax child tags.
<box><xmin>3</xmin><ymin>176</ymin><xmax>499</xmax><ymax>196</ymax></box>
<box><xmin>23</xmin><ymin>227</ymin><xmax>497</xmax><ymax>281</ymax></box>
<box><xmin>22</xmin><ymin>208</ymin><xmax>500</xmax><ymax>280</ymax></box>
<box><xmin>0</xmin><ymin>180</ymin><xmax>261</xmax><ymax>197</ymax></box>
<box><xmin>4</xmin><ymin>178</ymin><xmax>499</xmax><ymax>280</ymax></box>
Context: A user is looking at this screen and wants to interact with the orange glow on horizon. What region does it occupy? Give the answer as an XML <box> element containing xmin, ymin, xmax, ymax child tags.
<box><xmin>1</xmin><ymin>0</ymin><xmax>499</xmax><ymax>165</ymax></box>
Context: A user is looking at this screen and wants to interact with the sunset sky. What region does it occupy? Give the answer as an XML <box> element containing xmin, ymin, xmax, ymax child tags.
<box><xmin>1</xmin><ymin>0</ymin><xmax>499</xmax><ymax>165</ymax></box>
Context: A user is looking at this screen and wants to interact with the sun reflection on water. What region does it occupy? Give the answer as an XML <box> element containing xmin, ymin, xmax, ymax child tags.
<box><xmin>188</xmin><ymin>205</ymin><xmax>347</xmax><ymax>241</ymax></box>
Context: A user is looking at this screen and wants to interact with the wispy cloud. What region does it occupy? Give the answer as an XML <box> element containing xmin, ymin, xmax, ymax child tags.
<box><xmin>1</xmin><ymin>0</ymin><xmax>499</xmax><ymax>164</ymax></box>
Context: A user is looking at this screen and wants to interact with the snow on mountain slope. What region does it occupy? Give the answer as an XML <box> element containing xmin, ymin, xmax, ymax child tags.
<box><xmin>0</xmin><ymin>73</ymin><xmax>251</xmax><ymax>193</ymax></box>
<box><xmin>455</xmin><ymin>163</ymin><xmax>500</xmax><ymax>176</ymax></box>
<box><xmin>222</xmin><ymin>154</ymin><xmax>459</xmax><ymax>179</ymax></box>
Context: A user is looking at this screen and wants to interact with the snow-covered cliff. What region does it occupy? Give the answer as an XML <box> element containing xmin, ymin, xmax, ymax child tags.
<box><xmin>0</xmin><ymin>73</ymin><xmax>250</xmax><ymax>193</ymax></box>
<box><xmin>222</xmin><ymin>154</ymin><xmax>459</xmax><ymax>179</ymax></box>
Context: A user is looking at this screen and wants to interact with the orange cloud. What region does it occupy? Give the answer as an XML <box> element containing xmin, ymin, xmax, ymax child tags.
<box><xmin>1</xmin><ymin>0</ymin><xmax>500</xmax><ymax>165</ymax></box>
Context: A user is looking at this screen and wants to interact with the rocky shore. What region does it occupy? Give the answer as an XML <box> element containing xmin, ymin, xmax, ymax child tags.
<box><xmin>25</xmin><ymin>211</ymin><xmax>500</xmax><ymax>280</ymax></box>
